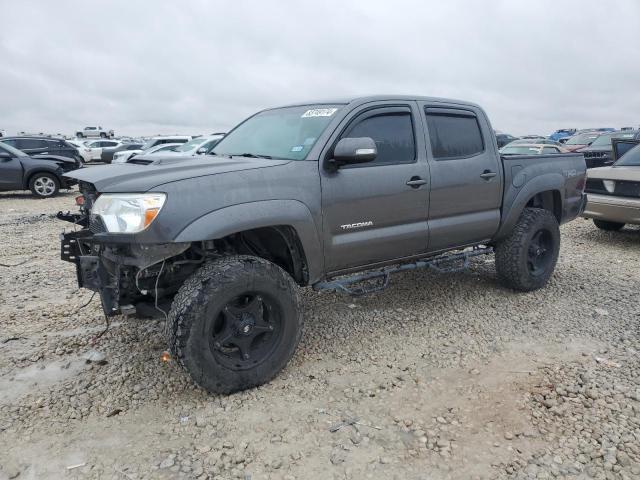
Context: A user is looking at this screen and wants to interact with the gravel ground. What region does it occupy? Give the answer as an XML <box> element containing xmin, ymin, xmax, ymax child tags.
<box><xmin>0</xmin><ymin>189</ymin><xmax>638</xmax><ymax>480</ymax></box>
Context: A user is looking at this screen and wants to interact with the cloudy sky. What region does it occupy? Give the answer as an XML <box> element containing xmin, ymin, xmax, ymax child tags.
<box><xmin>1</xmin><ymin>0</ymin><xmax>639</xmax><ymax>137</ymax></box>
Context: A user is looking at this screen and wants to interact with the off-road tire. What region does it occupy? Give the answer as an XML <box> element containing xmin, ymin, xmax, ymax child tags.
<box><xmin>593</xmin><ymin>219</ymin><xmax>625</xmax><ymax>231</ymax></box>
<box><xmin>167</xmin><ymin>255</ymin><xmax>303</xmax><ymax>394</ymax></box>
<box><xmin>495</xmin><ymin>208</ymin><xmax>560</xmax><ymax>292</ymax></box>
<box><xmin>28</xmin><ymin>173</ymin><xmax>60</xmax><ymax>198</ymax></box>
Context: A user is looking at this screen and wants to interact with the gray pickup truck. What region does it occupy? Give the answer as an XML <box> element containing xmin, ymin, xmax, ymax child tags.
<box><xmin>59</xmin><ymin>96</ymin><xmax>586</xmax><ymax>394</ymax></box>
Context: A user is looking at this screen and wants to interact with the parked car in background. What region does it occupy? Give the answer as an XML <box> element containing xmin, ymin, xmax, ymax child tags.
<box><xmin>0</xmin><ymin>142</ymin><xmax>79</xmax><ymax>198</ymax></box>
<box><xmin>112</xmin><ymin>142</ymin><xmax>183</xmax><ymax>164</ymax></box>
<box><xmin>576</xmin><ymin>130</ymin><xmax>640</xmax><ymax>169</ymax></box>
<box><xmin>0</xmin><ymin>129</ymin><xmax>5</xmax><ymax>137</ymax></box>
<box><xmin>0</xmin><ymin>136</ymin><xmax>84</xmax><ymax>164</ymax></box>
<box><xmin>82</xmin><ymin>139</ymin><xmax>122</xmax><ymax>162</ymax></box>
<box><xmin>495</xmin><ymin>133</ymin><xmax>519</xmax><ymax>148</ymax></box>
<box><xmin>100</xmin><ymin>142</ymin><xmax>145</xmax><ymax>163</ymax></box>
<box><xmin>500</xmin><ymin>143</ymin><xmax>569</xmax><ymax>155</ymax></box>
<box><xmin>157</xmin><ymin>134</ymin><xmax>225</xmax><ymax>157</ymax></box>
<box><xmin>66</xmin><ymin>139</ymin><xmax>93</xmax><ymax>163</ymax></box>
<box><xmin>583</xmin><ymin>139</ymin><xmax>640</xmax><ymax>230</ymax></box>
<box><xmin>563</xmin><ymin>132</ymin><xmax>601</xmax><ymax>152</ymax></box>
<box><xmin>549</xmin><ymin>129</ymin><xmax>577</xmax><ymax>143</ymax></box>
<box><xmin>76</xmin><ymin>126</ymin><xmax>114</xmax><ymax>139</ymax></box>
<box><xmin>507</xmin><ymin>138</ymin><xmax>564</xmax><ymax>147</ymax></box>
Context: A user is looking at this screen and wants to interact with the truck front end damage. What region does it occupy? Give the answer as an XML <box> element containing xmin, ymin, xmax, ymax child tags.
<box><xmin>60</xmin><ymin>229</ymin><xmax>191</xmax><ymax>316</ymax></box>
<box><xmin>58</xmin><ymin>182</ymin><xmax>199</xmax><ymax>317</ymax></box>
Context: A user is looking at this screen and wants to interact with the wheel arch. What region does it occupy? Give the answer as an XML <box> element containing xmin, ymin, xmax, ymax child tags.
<box><xmin>495</xmin><ymin>173</ymin><xmax>565</xmax><ymax>241</ymax></box>
<box><xmin>174</xmin><ymin>200</ymin><xmax>324</xmax><ymax>285</ymax></box>
<box><xmin>24</xmin><ymin>168</ymin><xmax>61</xmax><ymax>190</ymax></box>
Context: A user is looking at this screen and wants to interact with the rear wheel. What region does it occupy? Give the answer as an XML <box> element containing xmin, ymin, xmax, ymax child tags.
<box><xmin>495</xmin><ymin>208</ymin><xmax>560</xmax><ymax>292</ymax></box>
<box><xmin>593</xmin><ymin>219</ymin><xmax>625</xmax><ymax>231</ymax></box>
<box><xmin>100</xmin><ymin>132</ymin><xmax>106</xmax><ymax>138</ymax></box>
<box><xmin>29</xmin><ymin>173</ymin><xmax>59</xmax><ymax>198</ymax></box>
<box><xmin>76</xmin><ymin>133</ymin><xmax>84</xmax><ymax>138</ymax></box>
<box><xmin>167</xmin><ymin>256</ymin><xmax>303</xmax><ymax>394</ymax></box>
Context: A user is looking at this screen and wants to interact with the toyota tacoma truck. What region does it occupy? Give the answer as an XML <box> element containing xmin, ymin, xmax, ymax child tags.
<box><xmin>58</xmin><ymin>96</ymin><xmax>587</xmax><ymax>394</ymax></box>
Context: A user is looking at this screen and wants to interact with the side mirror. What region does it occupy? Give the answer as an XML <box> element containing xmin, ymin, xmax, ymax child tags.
<box><xmin>329</xmin><ymin>137</ymin><xmax>377</xmax><ymax>169</ymax></box>
<box><xmin>196</xmin><ymin>147</ymin><xmax>207</xmax><ymax>154</ymax></box>
<box><xmin>0</xmin><ymin>152</ymin><xmax>13</xmax><ymax>161</ymax></box>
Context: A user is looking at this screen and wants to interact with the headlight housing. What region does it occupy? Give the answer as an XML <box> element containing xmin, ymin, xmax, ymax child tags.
<box><xmin>91</xmin><ymin>193</ymin><xmax>166</xmax><ymax>233</ymax></box>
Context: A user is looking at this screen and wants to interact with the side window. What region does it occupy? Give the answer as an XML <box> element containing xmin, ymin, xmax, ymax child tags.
<box><xmin>425</xmin><ymin>109</ymin><xmax>484</xmax><ymax>160</ymax></box>
<box><xmin>2</xmin><ymin>139</ymin><xmax>17</xmax><ymax>147</ymax></box>
<box><xmin>542</xmin><ymin>147</ymin><xmax>558</xmax><ymax>154</ymax></box>
<box><xmin>342</xmin><ymin>111</ymin><xmax>415</xmax><ymax>166</ymax></box>
<box><xmin>17</xmin><ymin>139</ymin><xmax>46</xmax><ymax>149</ymax></box>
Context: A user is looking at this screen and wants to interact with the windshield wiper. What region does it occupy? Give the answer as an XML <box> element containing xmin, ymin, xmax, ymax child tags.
<box><xmin>229</xmin><ymin>153</ymin><xmax>273</xmax><ymax>159</ymax></box>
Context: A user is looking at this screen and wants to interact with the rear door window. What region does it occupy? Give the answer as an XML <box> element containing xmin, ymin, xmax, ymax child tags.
<box><xmin>16</xmin><ymin>139</ymin><xmax>47</xmax><ymax>150</ymax></box>
<box><xmin>425</xmin><ymin>109</ymin><xmax>484</xmax><ymax>160</ymax></box>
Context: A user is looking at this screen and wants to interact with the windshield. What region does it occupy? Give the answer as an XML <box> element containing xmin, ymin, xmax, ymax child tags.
<box><xmin>213</xmin><ymin>105</ymin><xmax>343</xmax><ymax>160</ymax></box>
<box><xmin>0</xmin><ymin>142</ymin><xmax>27</xmax><ymax>157</ymax></box>
<box><xmin>501</xmin><ymin>146</ymin><xmax>541</xmax><ymax>155</ymax></box>
<box><xmin>566</xmin><ymin>133</ymin><xmax>599</xmax><ymax>145</ymax></box>
<box><xmin>172</xmin><ymin>137</ymin><xmax>204</xmax><ymax>152</ymax></box>
<box><xmin>615</xmin><ymin>144</ymin><xmax>640</xmax><ymax>167</ymax></box>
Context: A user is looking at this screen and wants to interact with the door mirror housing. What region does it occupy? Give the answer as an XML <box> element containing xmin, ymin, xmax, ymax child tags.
<box><xmin>330</xmin><ymin>137</ymin><xmax>377</xmax><ymax>168</ymax></box>
<box><xmin>0</xmin><ymin>152</ymin><xmax>13</xmax><ymax>161</ymax></box>
<box><xmin>196</xmin><ymin>147</ymin><xmax>207</xmax><ymax>154</ymax></box>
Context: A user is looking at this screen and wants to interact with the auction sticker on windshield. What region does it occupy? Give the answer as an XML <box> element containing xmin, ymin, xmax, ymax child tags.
<box><xmin>301</xmin><ymin>108</ymin><xmax>338</xmax><ymax>118</ymax></box>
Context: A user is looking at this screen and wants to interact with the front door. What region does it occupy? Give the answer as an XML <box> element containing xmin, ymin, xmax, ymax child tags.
<box><xmin>0</xmin><ymin>146</ymin><xmax>23</xmax><ymax>191</ymax></box>
<box><xmin>320</xmin><ymin>103</ymin><xmax>430</xmax><ymax>273</ymax></box>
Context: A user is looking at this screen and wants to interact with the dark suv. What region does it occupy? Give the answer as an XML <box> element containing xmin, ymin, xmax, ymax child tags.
<box><xmin>578</xmin><ymin>130</ymin><xmax>640</xmax><ymax>169</ymax></box>
<box><xmin>1</xmin><ymin>136</ymin><xmax>83</xmax><ymax>164</ymax></box>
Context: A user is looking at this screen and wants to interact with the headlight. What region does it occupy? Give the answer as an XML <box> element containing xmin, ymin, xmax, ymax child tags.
<box><xmin>91</xmin><ymin>193</ymin><xmax>166</xmax><ymax>233</ymax></box>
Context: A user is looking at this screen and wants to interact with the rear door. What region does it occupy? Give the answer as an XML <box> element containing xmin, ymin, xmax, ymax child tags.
<box><xmin>419</xmin><ymin>103</ymin><xmax>503</xmax><ymax>252</ymax></box>
<box><xmin>16</xmin><ymin>138</ymin><xmax>49</xmax><ymax>156</ymax></box>
<box><xmin>320</xmin><ymin>102</ymin><xmax>430</xmax><ymax>272</ymax></box>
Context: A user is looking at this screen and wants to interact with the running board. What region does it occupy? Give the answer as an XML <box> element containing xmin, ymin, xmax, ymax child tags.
<box><xmin>313</xmin><ymin>246</ymin><xmax>493</xmax><ymax>296</ymax></box>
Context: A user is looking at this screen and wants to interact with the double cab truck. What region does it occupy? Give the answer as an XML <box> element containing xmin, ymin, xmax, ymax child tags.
<box><xmin>59</xmin><ymin>96</ymin><xmax>587</xmax><ymax>394</ymax></box>
<box><xmin>76</xmin><ymin>126</ymin><xmax>115</xmax><ymax>139</ymax></box>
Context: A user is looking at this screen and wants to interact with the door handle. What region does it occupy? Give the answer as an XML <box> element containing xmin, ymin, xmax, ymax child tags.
<box><xmin>480</xmin><ymin>170</ymin><xmax>497</xmax><ymax>180</ymax></box>
<box><xmin>406</xmin><ymin>177</ymin><xmax>427</xmax><ymax>188</ymax></box>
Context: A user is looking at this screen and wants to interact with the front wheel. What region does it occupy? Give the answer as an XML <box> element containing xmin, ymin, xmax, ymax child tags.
<box><xmin>29</xmin><ymin>173</ymin><xmax>60</xmax><ymax>198</ymax></box>
<box><xmin>593</xmin><ymin>219</ymin><xmax>624</xmax><ymax>231</ymax></box>
<box><xmin>495</xmin><ymin>208</ymin><xmax>560</xmax><ymax>292</ymax></box>
<box><xmin>167</xmin><ymin>256</ymin><xmax>303</xmax><ymax>394</ymax></box>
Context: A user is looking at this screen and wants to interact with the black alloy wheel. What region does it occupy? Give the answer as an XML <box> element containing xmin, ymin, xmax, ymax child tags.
<box><xmin>209</xmin><ymin>293</ymin><xmax>282</xmax><ymax>370</ymax></box>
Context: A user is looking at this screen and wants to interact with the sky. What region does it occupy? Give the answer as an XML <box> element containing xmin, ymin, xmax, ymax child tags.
<box><xmin>1</xmin><ymin>0</ymin><xmax>639</xmax><ymax>137</ymax></box>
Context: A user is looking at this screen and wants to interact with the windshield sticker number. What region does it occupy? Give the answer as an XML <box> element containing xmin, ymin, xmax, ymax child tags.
<box><xmin>291</xmin><ymin>145</ymin><xmax>304</xmax><ymax>152</ymax></box>
<box><xmin>301</xmin><ymin>108</ymin><xmax>337</xmax><ymax>118</ymax></box>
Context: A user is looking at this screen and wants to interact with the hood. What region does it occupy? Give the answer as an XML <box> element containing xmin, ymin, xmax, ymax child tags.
<box><xmin>577</xmin><ymin>145</ymin><xmax>612</xmax><ymax>153</ymax></box>
<box><xmin>32</xmin><ymin>153</ymin><xmax>77</xmax><ymax>165</ymax></box>
<box><xmin>587</xmin><ymin>165</ymin><xmax>640</xmax><ymax>182</ymax></box>
<box><xmin>564</xmin><ymin>144</ymin><xmax>588</xmax><ymax>152</ymax></box>
<box><xmin>64</xmin><ymin>155</ymin><xmax>291</xmax><ymax>192</ymax></box>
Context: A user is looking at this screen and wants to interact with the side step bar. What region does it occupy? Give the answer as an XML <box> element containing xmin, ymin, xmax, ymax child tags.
<box><xmin>313</xmin><ymin>246</ymin><xmax>493</xmax><ymax>296</ymax></box>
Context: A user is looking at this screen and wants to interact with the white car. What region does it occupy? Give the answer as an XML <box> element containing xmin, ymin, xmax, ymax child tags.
<box><xmin>66</xmin><ymin>139</ymin><xmax>94</xmax><ymax>163</ymax></box>
<box><xmin>112</xmin><ymin>142</ymin><xmax>183</xmax><ymax>164</ymax></box>
<box><xmin>165</xmin><ymin>134</ymin><xmax>225</xmax><ymax>156</ymax></box>
<box><xmin>76</xmin><ymin>126</ymin><xmax>114</xmax><ymax>138</ymax></box>
<box><xmin>83</xmin><ymin>139</ymin><xmax>121</xmax><ymax>162</ymax></box>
